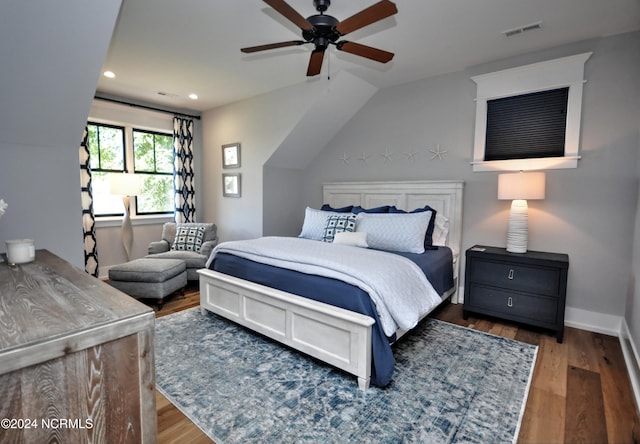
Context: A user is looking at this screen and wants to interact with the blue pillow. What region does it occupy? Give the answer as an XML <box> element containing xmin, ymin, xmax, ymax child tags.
<box><xmin>389</xmin><ymin>205</ymin><xmax>437</xmax><ymax>247</ymax></box>
<box><xmin>351</xmin><ymin>205</ymin><xmax>390</xmax><ymax>214</ymax></box>
<box><xmin>320</xmin><ymin>204</ymin><xmax>353</xmax><ymax>213</ymax></box>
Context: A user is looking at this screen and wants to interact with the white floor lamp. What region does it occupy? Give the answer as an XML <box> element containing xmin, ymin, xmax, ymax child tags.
<box><xmin>110</xmin><ymin>173</ymin><xmax>143</xmax><ymax>261</ymax></box>
<box><xmin>498</xmin><ymin>172</ymin><xmax>546</xmax><ymax>253</ymax></box>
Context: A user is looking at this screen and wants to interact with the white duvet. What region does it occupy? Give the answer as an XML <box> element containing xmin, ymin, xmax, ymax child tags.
<box><xmin>206</xmin><ymin>236</ymin><xmax>441</xmax><ymax>336</ymax></box>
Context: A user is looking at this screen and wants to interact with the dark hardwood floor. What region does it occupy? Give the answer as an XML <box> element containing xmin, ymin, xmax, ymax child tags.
<box><xmin>150</xmin><ymin>286</ymin><xmax>640</xmax><ymax>443</ymax></box>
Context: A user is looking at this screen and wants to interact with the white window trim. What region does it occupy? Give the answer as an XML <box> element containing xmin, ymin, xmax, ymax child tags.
<box><xmin>95</xmin><ymin>214</ymin><xmax>174</xmax><ymax>229</ymax></box>
<box><xmin>470</xmin><ymin>52</ymin><xmax>592</xmax><ymax>172</ymax></box>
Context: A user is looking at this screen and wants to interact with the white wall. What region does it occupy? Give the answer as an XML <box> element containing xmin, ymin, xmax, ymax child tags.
<box><xmin>0</xmin><ymin>0</ymin><xmax>122</xmax><ymax>267</ymax></box>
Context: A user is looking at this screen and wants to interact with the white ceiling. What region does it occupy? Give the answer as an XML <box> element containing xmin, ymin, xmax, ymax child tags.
<box><xmin>97</xmin><ymin>0</ymin><xmax>640</xmax><ymax>113</ymax></box>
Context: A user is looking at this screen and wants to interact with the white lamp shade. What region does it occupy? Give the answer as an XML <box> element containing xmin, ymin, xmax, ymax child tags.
<box><xmin>110</xmin><ymin>173</ymin><xmax>143</xmax><ymax>196</ymax></box>
<box><xmin>498</xmin><ymin>172</ymin><xmax>546</xmax><ymax>201</ymax></box>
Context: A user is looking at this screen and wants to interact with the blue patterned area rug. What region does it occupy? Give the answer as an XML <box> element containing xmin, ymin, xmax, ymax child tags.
<box><xmin>155</xmin><ymin>308</ymin><xmax>537</xmax><ymax>444</ymax></box>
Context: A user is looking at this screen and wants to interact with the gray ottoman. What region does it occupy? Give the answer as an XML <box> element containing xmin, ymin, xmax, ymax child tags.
<box><xmin>109</xmin><ymin>258</ymin><xmax>187</xmax><ymax>308</ymax></box>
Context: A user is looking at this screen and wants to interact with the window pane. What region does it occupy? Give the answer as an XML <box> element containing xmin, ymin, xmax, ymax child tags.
<box><xmin>87</xmin><ymin>124</ymin><xmax>100</xmax><ymax>170</ymax></box>
<box><xmin>156</xmin><ymin>134</ymin><xmax>174</xmax><ymax>173</ymax></box>
<box><xmin>92</xmin><ymin>172</ymin><xmax>125</xmax><ymax>216</ymax></box>
<box><xmin>98</xmin><ymin>126</ymin><xmax>125</xmax><ymax>170</ymax></box>
<box><xmin>133</xmin><ymin>131</ymin><xmax>156</xmax><ymax>172</ymax></box>
<box><xmin>136</xmin><ymin>174</ymin><xmax>174</xmax><ymax>214</ymax></box>
<box><xmin>485</xmin><ymin>87</ymin><xmax>568</xmax><ymax>161</ymax></box>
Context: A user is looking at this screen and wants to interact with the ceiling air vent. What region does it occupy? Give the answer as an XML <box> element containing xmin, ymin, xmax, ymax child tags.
<box><xmin>502</xmin><ymin>21</ymin><xmax>542</xmax><ymax>37</ymax></box>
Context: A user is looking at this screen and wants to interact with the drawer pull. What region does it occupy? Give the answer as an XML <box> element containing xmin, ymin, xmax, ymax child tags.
<box><xmin>507</xmin><ymin>297</ymin><xmax>513</xmax><ymax>308</ymax></box>
<box><xmin>508</xmin><ymin>269</ymin><xmax>514</xmax><ymax>280</ymax></box>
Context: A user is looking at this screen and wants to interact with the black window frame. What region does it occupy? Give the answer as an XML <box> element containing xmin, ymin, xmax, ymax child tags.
<box><xmin>87</xmin><ymin>121</ymin><xmax>128</xmax><ymax>217</ymax></box>
<box><xmin>132</xmin><ymin>128</ymin><xmax>175</xmax><ymax>216</ymax></box>
<box><xmin>87</xmin><ymin>121</ymin><xmax>127</xmax><ymax>173</ymax></box>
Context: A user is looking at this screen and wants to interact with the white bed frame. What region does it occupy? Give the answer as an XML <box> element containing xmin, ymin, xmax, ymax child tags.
<box><xmin>198</xmin><ymin>180</ymin><xmax>464</xmax><ymax>390</ymax></box>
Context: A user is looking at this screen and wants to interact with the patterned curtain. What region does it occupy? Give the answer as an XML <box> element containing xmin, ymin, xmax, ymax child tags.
<box><xmin>173</xmin><ymin>116</ymin><xmax>196</xmax><ymax>223</ymax></box>
<box><xmin>79</xmin><ymin>126</ymin><xmax>99</xmax><ymax>276</ymax></box>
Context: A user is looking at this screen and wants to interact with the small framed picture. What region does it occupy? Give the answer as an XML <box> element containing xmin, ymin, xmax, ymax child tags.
<box><xmin>222</xmin><ymin>173</ymin><xmax>241</xmax><ymax>198</ymax></box>
<box><xmin>222</xmin><ymin>143</ymin><xmax>241</xmax><ymax>168</ymax></box>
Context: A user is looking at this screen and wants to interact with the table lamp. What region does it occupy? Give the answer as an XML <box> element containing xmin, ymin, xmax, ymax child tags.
<box><xmin>498</xmin><ymin>171</ymin><xmax>546</xmax><ymax>253</ymax></box>
<box><xmin>110</xmin><ymin>173</ymin><xmax>143</xmax><ymax>261</ymax></box>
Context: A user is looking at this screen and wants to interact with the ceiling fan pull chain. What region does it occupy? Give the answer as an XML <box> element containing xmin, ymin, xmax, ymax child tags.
<box><xmin>327</xmin><ymin>48</ymin><xmax>331</xmax><ymax>80</ymax></box>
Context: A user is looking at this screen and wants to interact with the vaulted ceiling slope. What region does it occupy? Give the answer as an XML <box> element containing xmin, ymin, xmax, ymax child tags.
<box><xmin>1</xmin><ymin>1</ymin><xmax>122</xmax><ymax>149</ymax></box>
<box><xmin>265</xmin><ymin>71</ymin><xmax>378</xmax><ymax>169</ymax></box>
<box><xmin>97</xmin><ymin>0</ymin><xmax>640</xmax><ymax>112</ymax></box>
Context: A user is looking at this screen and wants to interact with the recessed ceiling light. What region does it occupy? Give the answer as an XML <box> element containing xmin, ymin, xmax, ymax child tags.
<box><xmin>103</xmin><ymin>71</ymin><xmax>116</xmax><ymax>78</ymax></box>
<box><xmin>188</xmin><ymin>93</ymin><xmax>198</xmax><ymax>100</ymax></box>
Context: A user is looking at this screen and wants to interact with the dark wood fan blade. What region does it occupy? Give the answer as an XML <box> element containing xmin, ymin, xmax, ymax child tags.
<box><xmin>241</xmin><ymin>40</ymin><xmax>305</xmax><ymax>53</ymax></box>
<box><xmin>264</xmin><ymin>0</ymin><xmax>314</xmax><ymax>31</ymax></box>
<box><xmin>307</xmin><ymin>49</ymin><xmax>325</xmax><ymax>76</ymax></box>
<box><xmin>337</xmin><ymin>41</ymin><xmax>394</xmax><ymax>63</ymax></box>
<box><xmin>335</xmin><ymin>0</ymin><xmax>398</xmax><ymax>35</ymax></box>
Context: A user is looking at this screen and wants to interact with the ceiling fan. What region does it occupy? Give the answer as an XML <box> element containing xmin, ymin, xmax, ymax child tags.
<box><xmin>241</xmin><ymin>0</ymin><xmax>398</xmax><ymax>76</ymax></box>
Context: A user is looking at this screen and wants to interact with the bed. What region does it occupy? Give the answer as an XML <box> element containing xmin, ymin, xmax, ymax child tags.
<box><xmin>198</xmin><ymin>180</ymin><xmax>464</xmax><ymax>390</ymax></box>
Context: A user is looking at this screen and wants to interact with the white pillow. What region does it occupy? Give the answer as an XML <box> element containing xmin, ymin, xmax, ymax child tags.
<box><xmin>355</xmin><ymin>211</ymin><xmax>431</xmax><ymax>253</ymax></box>
<box><xmin>432</xmin><ymin>213</ymin><xmax>449</xmax><ymax>246</ymax></box>
<box><xmin>299</xmin><ymin>207</ymin><xmax>343</xmax><ymax>241</ymax></box>
<box><xmin>333</xmin><ymin>231</ymin><xmax>368</xmax><ymax>248</ymax></box>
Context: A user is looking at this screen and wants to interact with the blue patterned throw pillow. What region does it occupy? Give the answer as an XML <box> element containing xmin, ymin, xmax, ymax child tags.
<box><xmin>172</xmin><ymin>225</ymin><xmax>206</xmax><ymax>252</ymax></box>
<box><xmin>322</xmin><ymin>214</ymin><xmax>356</xmax><ymax>243</ymax></box>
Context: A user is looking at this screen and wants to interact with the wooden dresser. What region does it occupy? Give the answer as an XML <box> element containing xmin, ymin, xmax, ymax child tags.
<box><xmin>0</xmin><ymin>250</ymin><xmax>157</xmax><ymax>443</ymax></box>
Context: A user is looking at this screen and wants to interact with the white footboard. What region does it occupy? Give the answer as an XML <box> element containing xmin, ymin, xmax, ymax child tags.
<box><xmin>198</xmin><ymin>268</ymin><xmax>375</xmax><ymax>390</ymax></box>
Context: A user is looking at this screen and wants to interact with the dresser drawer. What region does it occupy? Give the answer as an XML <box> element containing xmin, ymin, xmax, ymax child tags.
<box><xmin>469</xmin><ymin>259</ymin><xmax>560</xmax><ymax>297</ymax></box>
<box><xmin>467</xmin><ymin>285</ymin><xmax>558</xmax><ymax>326</ymax></box>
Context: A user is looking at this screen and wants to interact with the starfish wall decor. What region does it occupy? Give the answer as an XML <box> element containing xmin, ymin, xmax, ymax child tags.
<box><xmin>429</xmin><ymin>144</ymin><xmax>447</xmax><ymax>160</ymax></box>
<box><xmin>337</xmin><ymin>144</ymin><xmax>448</xmax><ymax>166</ymax></box>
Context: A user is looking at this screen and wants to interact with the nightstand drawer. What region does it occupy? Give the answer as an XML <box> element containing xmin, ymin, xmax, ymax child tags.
<box><xmin>469</xmin><ymin>259</ymin><xmax>560</xmax><ymax>297</ymax></box>
<box><xmin>468</xmin><ymin>285</ymin><xmax>557</xmax><ymax>325</ymax></box>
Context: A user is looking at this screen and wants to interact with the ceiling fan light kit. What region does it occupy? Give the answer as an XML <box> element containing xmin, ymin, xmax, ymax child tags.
<box><xmin>241</xmin><ymin>0</ymin><xmax>398</xmax><ymax>76</ymax></box>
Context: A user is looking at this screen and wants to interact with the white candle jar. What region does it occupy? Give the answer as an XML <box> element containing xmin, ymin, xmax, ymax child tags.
<box><xmin>6</xmin><ymin>239</ymin><xmax>35</xmax><ymax>264</ymax></box>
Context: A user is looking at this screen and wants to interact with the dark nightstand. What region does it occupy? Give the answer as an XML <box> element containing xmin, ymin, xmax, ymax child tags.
<box><xmin>463</xmin><ymin>245</ymin><xmax>569</xmax><ymax>342</ymax></box>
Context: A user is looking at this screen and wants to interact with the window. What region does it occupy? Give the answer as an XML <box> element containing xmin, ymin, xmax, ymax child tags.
<box><xmin>88</xmin><ymin>123</ymin><xmax>174</xmax><ymax>217</ymax></box>
<box><xmin>471</xmin><ymin>52</ymin><xmax>591</xmax><ymax>171</ymax></box>
<box><xmin>485</xmin><ymin>87</ymin><xmax>569</xmax><ymax>161</ymax></box>
<box><xmin>133</xmin><ymin>129</ymin><xmax>174</xmax><ymax>215</ymax></box>
<box><xmin>87</xmin><ymin>122</ymin><xmax>127</xmax><ymax>216</ymax></box>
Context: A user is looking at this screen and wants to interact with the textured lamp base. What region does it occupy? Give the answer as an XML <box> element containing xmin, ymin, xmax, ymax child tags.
<box><xmin>506</xmin><ymin>199</ymin><xmax>528</xmax><ymax>253</ymax></box>
<box><xmin>121</xmin><ymin>195</ymin><xmax>133</xmax><ymax>261</ymax></box>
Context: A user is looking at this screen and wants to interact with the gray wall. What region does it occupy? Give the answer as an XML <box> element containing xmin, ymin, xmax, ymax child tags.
<box><xmin>304</xmin><ymin>33</ymin><xmax>640</xmax><ymax>316</ymax></box>
<box><xmin>629</xmin><ymin>120</ymin><xmax>640</xmax><ymax>346</ymax></box>
<box><xmin>0</xmin><ymin>1</ymin><xmax>122</xmax><ymax>267</ymax></box>
<box><xmin>201</xmin><ymin>79</ymin><xmax>330</xmax><ymax>242</ymax></box>
<box><xmin>299</xmin><ymin>32</ymin><xmax>640</xmax><ymax>322</ymax></box>
<box><xmin>200</xmin><ymin>32</ymin><xmax>639</xmax><ymax>328</ymax></box>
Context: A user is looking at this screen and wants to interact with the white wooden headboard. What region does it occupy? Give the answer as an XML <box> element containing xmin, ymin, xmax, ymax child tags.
<box><xmin>323</xmin><ymin>180</ymin><xmax>465</xmax><ymax>297</ymax></box>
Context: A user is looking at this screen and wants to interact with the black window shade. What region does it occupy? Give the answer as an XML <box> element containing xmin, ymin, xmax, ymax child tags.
<box><xmin>485</xmin><ymin>87</ymin><xmax>569</xmax><ymax>161</ymax></box>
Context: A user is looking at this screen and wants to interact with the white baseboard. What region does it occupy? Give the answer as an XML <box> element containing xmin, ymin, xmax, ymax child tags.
<box><xmin>619</xmin><ymin>319</ymin><xmax>640</xmax><ymax>414</ymax></box>
<box><xmin>564</xmin><ymin>306</ymin><xmax>621</xmax><ymax>336</ymax></box>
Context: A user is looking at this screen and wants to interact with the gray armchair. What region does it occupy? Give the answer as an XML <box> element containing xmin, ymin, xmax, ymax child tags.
<box><xmin>147</xmin><ymin>222</ymin><xmax>218</xmax><ymax>280</ymax></box>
